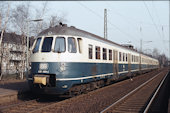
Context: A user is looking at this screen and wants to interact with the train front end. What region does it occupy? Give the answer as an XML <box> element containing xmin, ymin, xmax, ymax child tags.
<box><xmin>28</xmin><ymin>35</ymin><xmax>77</xmax><ymax>94</ymax></box>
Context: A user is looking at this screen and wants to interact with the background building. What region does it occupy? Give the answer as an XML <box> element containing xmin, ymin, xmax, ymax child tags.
<box><xmin>0</xmin><ymin>32</ymin><xmax>31</xmax><ymax>75</ymax></box>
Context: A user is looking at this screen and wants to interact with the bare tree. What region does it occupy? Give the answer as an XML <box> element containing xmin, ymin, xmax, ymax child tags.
<box><xmin>0</xmin><ymin>2</ymin><xmax>11</xmax><ymax>80</ymax></box>
<box><xmin>158</xmin><ymin>53</ymin><xmax>168</xmax><ymax>67</ymax></box>
<box><xmin>11</xmin><ymin>3</ymin><xmax>30</xmax><ymax>35</ymax></box>
<box><xmin>0</xmin><ymin>2</ymin><xmax>8</xmax><ymax>30</ymax></box>
<box><xmin>31</xmin><ymin>2</ymin><xmax>67</xmax><ymax>36</ymax></box>
<box><xmin>30</xmin><ymin>1</ymin><xmax>48</xmax><ymax>36</ymax></box>
<box><xmin>10</xmin><ymin>3</ymin><xmax>31</xmax><ymax>79</ymax></box>
<box><xmin>49</xmin><ymin>13</ymin><xmax>67</xmax><ymax>27</ymax></box>
<box><xmin>152</xmin><ymin>48</ymin><xmax>159</xmax><ymax>59</ymax></box>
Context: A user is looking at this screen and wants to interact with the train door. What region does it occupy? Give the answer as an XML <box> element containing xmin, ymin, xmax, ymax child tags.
<box><xmin>113</xmin><ymin>50</ymin><xmax>119</xmax><ymax>80</ymax></box>
<box><xmin>127</xmin><ymin>53</ymin><xmax>131</xmax><ymax>77</ymax></box>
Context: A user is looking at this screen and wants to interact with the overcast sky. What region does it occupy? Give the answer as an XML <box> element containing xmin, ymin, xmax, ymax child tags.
<box><xmin>13</xmin><ymin>1</ymin><xmax>169</xmax><ymax>58</ymax></box>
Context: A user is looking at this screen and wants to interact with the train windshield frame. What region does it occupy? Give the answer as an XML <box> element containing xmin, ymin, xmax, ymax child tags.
<box><xmin>33</xmin><ymin>37</ymin><xmax>41</xmax><ymax>53</ymax></box>
<box><xmin>41</xmin><ymin>37</ymin><xmax>53</xmax><ymax>52</ymax></box>
<box><xmin>54</xmin><ymin>37</ymin><xmax>66</xmax><ymax>53</ymax></box>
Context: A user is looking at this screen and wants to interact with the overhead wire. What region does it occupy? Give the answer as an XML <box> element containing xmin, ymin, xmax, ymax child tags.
<box><xmin>105</xmin><ymin>2</ymin><xmax>145</xmax><ymax>45</ymax></box>
<box><xmin>143</xmin><ymin>1</ymin><xmax>167</xmax><ymax>54</ymax></box>
<box><xmin>143</xmin><ymin>1</ymin><xmax>163</xmax><ymax>40</ymax></box>
<box><xmin>152</xmin><ymin>1</ymin><xmax>168</xmax><ymax>42</ymax></box>
<box><xmin>77</xmin><ymin>2</ymin><xmax>139</xmax><ymax>44</ymax></box>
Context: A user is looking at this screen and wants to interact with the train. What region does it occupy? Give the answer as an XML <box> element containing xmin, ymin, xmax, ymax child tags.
<box><xmin>27</xmin><ymin>23</ymin><xmax>159</xmax><ymax>95</ymax></box>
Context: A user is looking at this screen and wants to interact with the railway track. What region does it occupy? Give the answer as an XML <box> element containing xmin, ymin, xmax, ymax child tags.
<box><xmin>22</xmin><ymin>69</ymin><xmax>166</xmax><ymax>113</ymax></box>
<box><xmin>0</xmin><ymin>68</ymin><xmax>168</xmax><ymax>113</ymax></box>
<box><xmin>0</xmin><ymin>99</ymin><xmax>52</xmax><ymax>113</ymax></box>
<box><xmin>101</xmin><ymin>70</ymin><xmax>169</xmax><ymax>113</ymax></box>
<box><xmin>0</xmin><ymin>95</ymin><xmax>67</xmax><ymax>113</ymax></box>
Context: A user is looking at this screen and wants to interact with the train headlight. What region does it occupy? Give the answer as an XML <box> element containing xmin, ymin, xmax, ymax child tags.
<box><xmin>39</xmin><ymin>63</ymin><xmax>48</xmax><ymax>70</ymax></box>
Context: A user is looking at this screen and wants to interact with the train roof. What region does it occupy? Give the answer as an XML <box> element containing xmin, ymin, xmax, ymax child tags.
<box><xmin>38</xmin><ymin>24</ymin><xmax>158</xmax><ymax>61</ymax></box>
<box><xmin>38</xmin><ymin>24</ymin><xmax>137</xmax><ymax>51</ymax></box>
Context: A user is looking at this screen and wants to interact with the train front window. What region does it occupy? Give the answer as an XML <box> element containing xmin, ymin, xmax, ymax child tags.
<box><xmin>68</xmin><ymin>37</ymin><xmax>77</xmax><ymax>53</ymax></box>
<box><xmin>33</xmin><ymin>37</ymin><xmax>41</xmax><ymax>53</ymax></box>
<box><xmin>54</xmin><ymin>37</ymin><xmax>65</xmax><ymax>53</ymax></box>
<box><xmin>41</xmin><ymin>37</ymin><xmax>53</xmax><ymax>52</ymax></box>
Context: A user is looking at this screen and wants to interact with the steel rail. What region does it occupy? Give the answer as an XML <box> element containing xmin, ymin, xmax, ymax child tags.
<box><xmin>28</xmin><ymin>101</ymin><xmax>60</xmax><ymax>113</ymax></box>
<box><xmin>143</xmin><ymin>71</ymin><xmax>169</xmax><ymax>113</ymax></box>
<box><xmin>100</xmin><ymin>71</ymin><xmax>164</xmax><ymax>113</ymax></box>
<box><xmin>0</xmin><ymin>99</ymin><xmax>37</xmax><ymax>110</ymax></box>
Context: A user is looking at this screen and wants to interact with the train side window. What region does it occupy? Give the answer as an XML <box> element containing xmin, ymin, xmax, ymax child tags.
<box><xmin>54</xmin><ymin>37</ymin><xmax>65</xmax><ymax>53</ymax></box>
<box><xmin>33</xmin><ymin>37</ymin><xmax>41</xmax><ymax>53</ymax></box>
<box><xmin>109</xmin><ymin>49</ymin><xmax>112</xmax><ymax>60</ymax></box>
<box><xmin>103</xmin><ymin>48</ymin><xmax>107</xmax><ymax>60</ymax></box>
<box><xmin>89</xmin><ymin>45</ymin><xmax>93</xmax><ymax>59</ymax></box>
<box><xmin>77</xmin><ymin>38</ymin><xmax>82</xmax><ymax>53</ymax></box>
<box><xmin>132</xmin><ymin>55</ymin><xmax>133</xmax><ymax>62</ymax></box>
<box><xmin>119</xmin><ymin>52</ymin><xmax>121</xmax><ymax>61</ymax></box>
<box><xmin>126</xmin><ymin>54</ymin><xmax>127</xmax><ymax>62</ymax></box>
<box><xmin>123</xmin><ymin>53</ymin><xmax>125</xmax><ymax>61</ymax></box>
<box><xmin>96</xmin><ymin>46</ymin><xmax>100</xmax><ymax>59</ymax></box>
<box><xmin>68</xmin><ymin>37</ymin><xmax>77</xmax><ymax>53</ymax></box>
<box><xmin>41</xmin><ymin>37</ymin><xmax>53</xmax><ymax>52</ymax></box>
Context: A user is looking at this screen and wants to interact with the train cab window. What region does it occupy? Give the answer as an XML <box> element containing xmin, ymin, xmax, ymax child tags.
<box><xmin>103</xmin><ymin>48</ymin><xmax>107</xmax><ymax>60</ymax></box>
<box><xmin>123</xmin><ymin>53</ymin><xmax>125</xmax><ymax>61</ymax></box>
<box><xmin>119</xmin><ymin>52</ymin><xmax>121</xmax><ymax>61</ymax></box>
<box><xmin>77</xmin><ymin>38</ymin><xmax>82</xmax><ymax>53</ymax></box>
<box><xmin>54</xmin><ymin>37</ymin><xmax>65</xmax><ymax>53</ymax></box>
<box><xmin>96</xmin><ymin>46</ymin><xmax>100</xmax><ymax>59</ymax></box>
<box><xmin>33</xmin><ymin>37</ymin><xmax>41</xmax><ymax>53</ymax></box>
<box><xmin>88</xmin><ymin>45</ymin><xmax>93</xmax><ymax>59</ymax></box>
<box><xmin>68</xmin><ymin>37</ymin><xmax>77</xmax><ymax>53</ymax></box>
<box><xmin>109</xmin><ymin>49</ymin><xmax>112</xmax><ymax>60</ymax></box>
<box><xmin>41</xmin><ymin>37</ymin><xmax>53</xmax><ymax>52</ymax></box>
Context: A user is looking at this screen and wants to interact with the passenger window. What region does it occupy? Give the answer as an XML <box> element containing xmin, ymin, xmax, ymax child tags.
<box><xmin>119</xmin><ymin>52</ymin><xmax>121</xmax><ymax>61</ymax></box>
<box><xmin>96</xmin><ymin>46</ymin><xmax>100</xmax><ymax>59</ymax></box>
<box><xmin>88</xmin><ymin>45</ymin><xmax>93</xmax><ymax>59</ymax></box>
<box><xmin>109</xmin><ymin>49</ymin><xmax>112</xmax><ymax>60</ymax></box>
<box><xmin>33</xmin><ymin>37</ymin><xmax>41</xmax><ymax>53</ymax></box>
<box><xmin>103</xmin><ymin>48</ymin><xmax>107</xmax><ymax>60</ymax></box>
<box><xmin>68</xmin><ymin>37</ymin><xmax>77</xmax><ymax>53</ymax></box>
<box><xmin>41</xmin><ymin>37</ymin><xmax>53</xmax><ymax>52</ymax></box>
<box><xmin>123</xmin><ymin>53</ymin><xmax>125</xmax><ymax>61</ymax></box>
<box><xmin>126</xmin><ymin>54</ymin><xmax>127</xmax><ymax>62</ymax></box>
<box><xmin>132</xmin><ymin>55</ymin><xmax>133</xmax><ymax>62</ymax></box>
<box><xmin>54</xmin><ymin>37</ymin><xmax>65</xmax><ymax>53</ymax></box>
<box><xmin>77</xmin><ymin>38</ymin><xmax>82</xmax><ymax>53</ymax></box>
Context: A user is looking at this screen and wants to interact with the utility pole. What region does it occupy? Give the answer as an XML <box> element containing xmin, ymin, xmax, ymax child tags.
<box><xmin>139</xmin><ymin>26</ymin><xmax>142</xmax><ymax>72</ymax></box>
<box><xmin>26</xmin><ymin>19</ymin><xmax>43</xmax><ymax>79</ymax></box>
<box><xmin>104</xmin><ymin>9</ymin><xmax>107</xmax><ymax>39</ymax></box>
<box><xmin>140</xmin><ymin>39</ymin><xmax>143</xmax><ymax>53</ymax></box>
<box><xmin>139</xmin><ymin>39</ymin><xmax>142</xmax><ymax>72</ymax></box>
<box><xmin>169</xmin><ymin>0</ymin><xmax>170</xmax><ymax>69</ymax></box>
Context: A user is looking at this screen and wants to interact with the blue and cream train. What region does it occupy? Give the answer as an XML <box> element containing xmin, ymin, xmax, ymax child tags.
<box><xmin>27</xmin><ymin>24</ymin><xmax>159</xmax><ymax>94</ymax></box>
